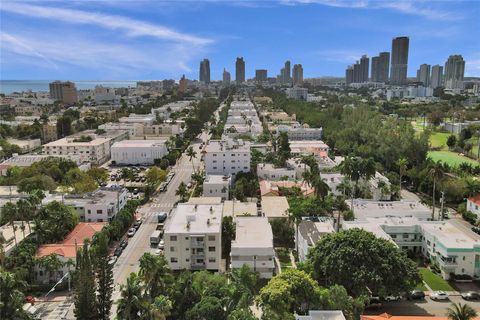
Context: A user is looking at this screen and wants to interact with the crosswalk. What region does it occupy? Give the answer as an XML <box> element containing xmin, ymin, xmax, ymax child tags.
<box><xmin>44</xmin><ymin>300</ymin><xmax>73</xmax><ymax>320</ymax></box>
<box><xmin>150</xmin><ymin>203</ymin><xmax>175</xmax><ymax>208</ymax></box>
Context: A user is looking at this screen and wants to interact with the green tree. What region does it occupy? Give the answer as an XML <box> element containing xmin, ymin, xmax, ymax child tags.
<box><xmin>74</xmin><ymin>242</ymin><xmax>98</xmax><ymax>320</ymax></box>
<box><xmin>320</xmin><ymin>285</ymin><xmax>367</xmax><ymax>320</ymax></box>
<box><xmin>139</xmin><ymin>253</ymin><xmax>171</xmax><ymax>299</ymax></box>
<box><xmin>0</xmin><ymin>271</ymin><xmax>32</xmax><ymax>320</ymax></box>
<box><xmin>340</xmin><ymin>156</ymin><xmax>376</xmax><ymax>213</ymax></box>
<box><xmin>447</xmin><ymin>302</ymin><xmax>477</xmax><ymax>320</ymax></box>
<box><xmin>276</xmin><ymin>132</ymin><xmax>291</xmax><ymax>166</ymax></box>
<box><xmin>147</xmin><ymin>295</ymin><xmax>172</xmax><ymax>320</ymax></box>
<box><xmin>447</xmin><ymin>135</ymin><xmax>457</xmax><ymax>149</ymax></box>
<box><xmin>221</xmin><ymin>216</ymin><xmax>235</xmax><ymax>264</ymax></box>
<box><xmin>396</xmin><ymin>157</ymin><xmax>408</xmax><ymax>195</ymax></box>
<box><xmin>228</xmin><ymin>264</ymin><xmax>258</xmax><ymax>311</ymax></box>
<box><xmin>308</xmin><ymin>229</ymin><xmax>420</xmax><ymax>297</ymax></box>
<box><xmin>186</xmin><ymin>146</ymin><xmax>197</xmax><ymax>174</ymax></box>
<box><xmin>2</xmin><ymin>202</ymin><xmax>18</xmax><ymax>248</ymax></box>
<box><xmin>145</xmin><ymin>167</ymin><xmax>167</xmax><ymax>187</ymax></box>
<box><xmin>429</xmin><ymin>162</ymin><xmax>444</xmax><ymax>220</ymax></box>
<box><xmin>176</xmin><ymin>182</ymin><xmax>189</xmax><ymax>202</ymax></box>
<box><xmin>186</xmin><ymin>296</ymin><xmax>225</xmax><ymax>320</ymax></box>
<box><xmin>257</xmin><ymin>269</ymin><xmax>321</xmax><ymax>318</ymax></box>
<box><xmin>117</xmin><ymin>273</ymin><xmax>145</xmax><ymax>320</ymax></box>
<box><xmin>34</xmin><ymin>201</ymin><xmax>79</xmax><ymax>243</ymax></box>
<box><xmin>91</xmin><ymin>232</ymin><xmax>114</xmax><ymax>320</ymax></box>
<box><xmin>87</xmin><ymin>167</ymin><xmax>109</xmax><ymax>185</ymax></box>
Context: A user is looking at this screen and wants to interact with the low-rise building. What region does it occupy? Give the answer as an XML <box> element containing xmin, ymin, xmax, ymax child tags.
<box><xmin>119</xmin><ymin>113</ymin><xmax>155</xmax><ymax>125</ymax></box>
<box><xmin>276</xmin><ymin>124</ymin><xmax>323</xmax><ymax>141</ymax></box>
<box><xmin>257</xmin><ymin>163</ymin><xmax>297</xmax><ymax>181</ymax></box>
<box><xmin>63</xmin><ymin>186</ymin><xmax>128</xmax><ymax>223</ymax></box>
<box><xmin>35</xmin><ymin>222</ymin><xmax>105</xmax><ymax>284</ymax></box>
<box><xmin>260</xmin><ymin>180</ymin><xmax>315</xmax><ymax>197</ymax></box>
<box><xmin>7</xmin><ymin>138</ymin><xmax>41</xmax><ymax>153</ymax></box>
<box><xmin>0</xmin><ymin>154</ymin><xmax>89</xmax><ymax>176</ymax></box>
<box><xmin>289</xmin><ymin>140</ymin><xmax>329</xmax><ymax>159</ymax></box>
<box><xmin>261</xmin><ymin>196</ymin><xmax>290</xmax><ymax>219</ymax></box>
<box><xmin>41</xmin><ymin>122</ymin><xmax>58</xmax><ymax>142</ymax></box>
<box><xmin>222</xmin><ymin>200</ymin><xmax>258</xmax><ymax>218</ymax></box>
<box><xmin>111</xmin><ymin>140</ymin><xmax>167</xmax><ymax>165</ymax></box>
<box><xmin>231</xmin><ymin>217</ymin><xmax>275</xmax><ymax>278</ymax></box>
<box><xmin>164</xmin><ymin>203</ymin><xmax>223</xmax><ymax>271</ymax></box>
<box><xmin>202</xmin><ymin>175</ymin><xmax>231</xmax><ymax>200</ymax></box>
<box><xmin>287</xmin><ymin>87</ymin><xmax>308</xmax><ymax>100</ymax></box>
<box><xmin>467</xmin><ymin>195</ymin><xmax>480</xmax><ymax>218</ymax></box>
<box><xmin>204</xmin><ymin>139</ymin><xmax>251</xmax><ymax>176</ymax></box>
<box><xmin>296</xmin><ymin>310</ymin><xmax>346</xmax><ymax>320</ymax></box>
<box><xmin>349</xmin><ymin>199</ymin><xmax>431</xmax><ymax>220</ymax></box>
<box><xmin>296</xmin><ymin>218</ymin><xmax>335</xmax><ymax>262</ymax></box>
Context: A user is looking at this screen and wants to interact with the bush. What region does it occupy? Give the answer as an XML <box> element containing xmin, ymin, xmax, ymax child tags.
<box><xmin>462</xmin><ymin>210</ymin><xmax>477</xmax><ymax>225</ymax></box>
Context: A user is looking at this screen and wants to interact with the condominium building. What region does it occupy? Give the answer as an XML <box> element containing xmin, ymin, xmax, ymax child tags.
<box><xmin>371</xmin><ymin>52</ymin><xmax>390</xmax><ymax>83</ymax></box>
<box><xmin>231</xmin><ymin>217</ymin><xmax>275</xmax><ymax>278</ymax></box>
<box><xmin>293</xmin><ymin>64</ymin><xmax>304</xmax><ymax>86</ymax></box>
<box><xmin>119</xmin><ymin>113</ymin><xmax>156</xmax><ymax>125</ymax></box>
<box><xmin>64</xmin><ymin>186</ymin><xmax>128</xmax><ymax>222</ymax></box>
<box><xmin>255</xmin><ymin>69</ymin><xmax>268</xmax><ymax>83</ymax></box>
<box><xmin>430</xmin><ymin>65</ymin><xmax>444</xmax><ymax>89</ymax></box>
<box><xmin>43</xmin><ymin>136</ymin><xmax>111</xmax><ymax>164</ymax></box>
<box><xmin>349</xmin><ymin>199</ymin><xmax>431</xmax><ymax>220</ymax></box>
<box><xmin>111</xmin><ymin>140</ymin><xmax>168</xmax><ymax>165</ymax></box>
<box><xmin>276</xmin><ymin>124</ymin><xmax>323</xmax><ymax>140</ymax></box>
<box><xmin>236</xmin><ymin>57</ymin><xmax>245</xmax><ymax>84</ymax></box>
<box><xmin>202</xmin><ymin>175</ymin><xmax>231</xmax><ymax>200</ymax></box>
<box><xmin>390</xmin><ymin>36</ymin><xmax>409</xmax><ymax>85</ymax></box>
<box><xmin>204</xmin><ymin>139</ymin><xmax>251</xmax><ymax>176</ymax></box>
<box><xmin>296</xmin><ymin>218</ymin><xmax>335</xmax><ymax>261</ymax></box>
<box><xmin>223</xmin><ymin>68</ymin><xmax>231</xmax><ymax>86</ymax></box>
<box><xmin>286</xmin><ymin>87</ymin><xmax>308</xmax><ymax>100</ymax></box>
<box><xmin>417</xmin><ymin>64</ymin><xmax>431</xmax><ymax>87</ymax></box>
<box><xmin>444</xmin><ymin>55</ymin><xmax>465</xmax><ymax>90</ymax></box>
<box><xmin>49</xmin><ymin>81</ymin><xmax>78</xmax><ymax>104</ymax></box>
<box><xmin>164</xmin><ymin>203</ymin><xmax>223</xmax><ymax>271</ymax></box>
<box><xmin>257</xmin><ymin>163</ymin><xmax>297</xmax><ymax>181</ymax></box>
<box><xmin>199</xmin><ymin>59</ymin><xmax>211</xmax><ymax>84</ymax></box>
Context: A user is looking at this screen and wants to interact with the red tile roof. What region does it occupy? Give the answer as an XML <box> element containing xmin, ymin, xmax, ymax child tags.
<box><xmin>469</xmin><ymin>195</ymin><xmax>480</xmax><ymax>206</ymax></box>
<box><xmin>36</xmin><ymin>222</ymin><xmax>105</xmax><ymax>258</ymax></box>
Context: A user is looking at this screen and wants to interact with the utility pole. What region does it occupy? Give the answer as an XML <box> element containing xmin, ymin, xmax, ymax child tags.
<box><xmin>440</xmin><ymin>191</ymin><xmax>445</xmax><ymax>221</ymax></box>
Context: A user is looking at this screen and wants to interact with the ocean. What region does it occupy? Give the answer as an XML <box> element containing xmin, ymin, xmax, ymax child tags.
<box><xmin>0</xmin><ymin>80</ymin><xmax>138</xmax><ymax>94</ymax></box>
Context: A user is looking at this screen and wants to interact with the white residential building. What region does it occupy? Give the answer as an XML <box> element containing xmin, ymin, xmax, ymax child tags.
<box><xmin>43</xmin><ymin>136</ymin><xmax>111</xmax><ymax>165</ymax></box>
<box><xmin>204</xmin><ymin>139</ymin><xmax>251</xmax><ymax>176</ymax></box>
<box><xmin>151</xmin><ymin>101</ymin><xmax>192</xmax><ymax>119</ymax></box>
<box><xmin>296</xmin><ymin>219</ymin><xmax>335</xmax><ymax>262</ymax></box>
<box><xmin>287</xmin><ymin>87</ymin><xmax>308</xmax><ymax>100</ymax></box>
<box><xmin>202</xmin><ymin>175</ymin><xmax>231</xmax><ymax>200</ymax></box>
<box><xmin>6</xmin><ymin>138</ymin><xmax>41</xmax><ymax>153</ymax></box>
<box><xmin>111</xmin><ymin>140</ymin><xmax>167</xmax><ymax>165</ymax></box>
<box><xmin>295</xmin><ymin>310</ymin><xmax>346</xmax><ymax>320</ymax></box>
<box><xmin>349</xmin><ymin>199</ymin><xmax>431</xmax><ymax>220</ymax></box>
<box><xmin>164</xmin><ymin>203</ymin><xmax>223</xmax><ymax>271</ymax></box>
<box><xmin>231</xmin><ymin>217</ymin><xmax>275</xmax><ymax>278</ymax></box>
<box><xmin>119</xmin><ymin>113</ymin><xmax>155</xmax><ymax>125</ymax></box>
<box><xmin>467</xmin><ymin>196</ymin><xmax>480</xmax><ymax>218</ymax></box>
<box><xmin>257</xmin><ymin>163</ymin><xmax>297</xmax><ymax>181</ymax></box>
<box><xmin>63</xmin><ymin>186</ymin><xmax>128</xmax><ymax>223</ymax></box>
<box><xmin>276</xmin><ymin>124</ymin><xmax>323</xmax><ymax>140</ymax></box>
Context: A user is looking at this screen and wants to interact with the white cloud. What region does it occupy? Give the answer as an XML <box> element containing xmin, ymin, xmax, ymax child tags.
<box><xmin>1</xmin><ymin>33</ymin><xmax>59</xmax><ymax>69</ymax></box>
<box><xmin>278</xmin><ymin>0</ymin><xmax>461</xmax><ymax>21</ymax></box>
<box><xmin>1</xmin><ymin>2</ymin><xmax>213</xmax><ymax>46</ymax></box>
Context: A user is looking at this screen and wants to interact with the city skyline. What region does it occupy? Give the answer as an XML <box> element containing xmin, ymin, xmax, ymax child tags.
<box><xmin>1</xmin><ymin>1</ymin><xmax>479</xmax><ymax>80</ymax></box>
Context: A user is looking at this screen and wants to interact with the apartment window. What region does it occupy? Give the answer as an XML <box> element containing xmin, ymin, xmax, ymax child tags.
<box><xmin>186</xmin><ymin>248</ymin><xmax>190</xmax><ymax>251</ymax></box>
<box><xmin>97</xmin><ymin>210</ymin><xmax>103</xmax><ymax>214</ymax></box>
<box><xmin>213</xmin><ymin>154</ymin><xmax>217</xmax><ymax>157</ymax></box>
<box><xmin>208</xmin><ymin>258</ymin><xmax>216</xmax><ymax>263</ymax></box>
<box><xmin>170</xmin><ymin>236</ymin><xmax>177</xmax><ymax>241</ymax></box>
<box><xmin>402</xmin><ymin>234</ymin><xmax>409</xmax><ymax>239</ymax></box>
<box><xmin>213</xmin><ymin>160</ymin><xmax>217</xmax><ymax>163</ymax></box>
<box><xmin>208</xmin><ymin>246</ymin><xmax>216</xmax><ymax>252</ymax></box>
<box><xmin>196</xmin><ymin>259</ymin><xmax>204</xmax><ymax>264</ymax></box>
<box><xmin>186</xmin><ymin>258</ymin><xmax>190</xmax><ymax>262</ymax></box>
<box><xmin>170</xmin><ymin>257</ymin><xmax>178</xmax><ymax>263</ymax></box>
<box><xmin>463</xmin><ymin>256</ymin><xmax>466</xmax><ymax>261</ymax></box>
<box><xmin>427</xmin><ymin>240</ymin><xmax>431</xmax><ymax>246</ymax></box>
<box><xmin>391</xmin><ymin>234</ymin><xmax>397</xmax><ymax>239</ymax></box>
<box><xmin>170</xmin><ymin>247</ymin><xmax>175</xmax><ymax>252</ymax></box>
<box><xmin>213</xmin><ymin>167</ymin><xmax>217</xmax><ymax>170</ymax></box>
<box><xmin>231</xmin><ymin>167</ymin><xmax>235</xmax><ymax>169</ymax></box>
<box><xmin>197</xmin><ymin>248</ymin><xmax>204</xmax><ymax>253</ymax></box>
<box><xmin>185</xmin><ymin>236</ymin><xmax>189</xmax><ymax>240</ymax></box>
<box><xmin>208</xmin><ymin>235</ymin><xmax>215</xmax><ymax>241</ymax></box>
<box><xmin>88</xmin><ymin>210</ymin><xmax>91</xmax><ymax>214</ymax></box>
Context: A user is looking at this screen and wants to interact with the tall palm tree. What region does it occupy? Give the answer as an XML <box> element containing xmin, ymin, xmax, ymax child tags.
<box><xmin>447</xmin><ymin>302</ymin><xmax>477</xmax><ymax>320</ymax></box>
<box><xmin>139</xmin><ymin>253</ymin><xmax>171</xmax><ymax>299</ymax></box>
<box><xmin>429</xmin><ymin>162</ymin><xmax>444</xmax><ymax>220</ymax></box>
<box><xmin>228</xmin><ymin>264</ymin><xmax>258</xmax><ymax>311</ymax></box>
<box><xmin>0</xmin><ymin>271</ymin><xmax>31</xmax><ymax>320</ymax></box>
<box><xmin>186</xmin><ymin>146</ymin><xmax>197</xmax><ymax>174</ymax></box>
<box><xmin>117</xmin><ymin>273</ymin><xmax>145</xmax><ymax>320</ymax></box>
<box><xmin>464</xmin><ymin>177</ymin><xmax>480</xmax><ymax>198</ymax></box>
<box><xmin>176</xmin><ymin>182</ymin><xmax>189</xmax><ymax>203</ymax></box>
<box><xmin>147</xmin><ymin>295</ymin><xmax>172</xmax><ymax>320</ymax></box>
<box><xmin>396</xmin><ymin>157</ymin><xmax>408</xmax><ymax>197</ymax></box>
<box><xmin>2</xmin><ymin>202</ymin><xmax>18</xmax><ymax>248</ymax></box>
<box><xmin>16</xmin><ymin>199</ymin><xmax>32</xmax><ymax>234</ymax></box>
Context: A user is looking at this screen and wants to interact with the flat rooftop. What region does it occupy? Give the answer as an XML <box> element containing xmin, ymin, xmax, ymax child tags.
<box><xmin>232</xmin><ymin>217</ymin><xmax>273</xmax><ymax>248</ymax></box>
<box><xmin>205</xmin><ymin>139</ymin><xmax>250</xmax><ymax>153</ymax></box>
<box><xmin>166</xmin><ymin>203</ymin><xmax>223</xmax><ymax>234</ymax></box>
<box><xmin>261</xmin><ymin>196</ymin><xmax>289</xmax><ymax>218</ymax></box>
<box><xmin>298</xmin><ymin>220</ymin><xmax>335</xmax><ymax>245</ymax></box>
<box><xmin>422</xmin><ymin>221</ymin><xmax>480</xmax><ymax>249</ymax></box>
<box><xmin>204</xmin><ymin>174</ymin><xmax>231</xmax><ymax>184</ymax></box>
<box><xmin>111</xmin><ymin>139</ymin><xmax>166</xmax><ymax>148</ymax></box>
<box><xmin>349</xmin><ymin>199</ymin><xmax>431</xmax><ymax>220</ymax></box>
<box><xmin>223</xmin><ymin>200</ymin><xmax>258</xmax><ymax>217</ymax></box>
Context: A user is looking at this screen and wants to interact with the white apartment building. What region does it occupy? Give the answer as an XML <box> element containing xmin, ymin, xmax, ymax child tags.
<box><xmin>344</xmin><ymin>217</ymin><xmax>480</xmax><ymax>279</ymax></box>
<box><xmin>119</xmin><ymin>113</ymin><xmax>156</xmax><ymax>125</ymax></box>
<box><xmin>231</xmin><ymin>217</ymin><xmax>275</xmax><ymax>278</ymax></box>
<box><xmin>151</xmin><ymin>101</ymin><xmax>192</xmax><ymax>119</ymax></box>
<box><xmin>257</xmin><ymin>163</ymin><xmax>297</xmax><ymax>181</ymax></box>
<box><xmin>349</xmin><ymin>199</ymin><xmax>431</xmax><ymax>220</ymax></box>
<box><xmin>276</xmin><ymin>124</ymin><xmax>323</xmax><ymax>141</ymax></box>
<box><xmin>286</xmin><ymin>87</ymin><xmax>308</xmax><ymax>100</ymax></box>
<box><xmin>94</xmin><ymin>85</ymin><xmax>119</xmax><ymax>104</ymax></box>
<box><xmin>296</xmin><ymin>219</ymin><xmax>335</xmax><ymax>262</ymax></box>
<box><xmin>202</xmin><ymin>175</ymin><xmax>231</xmax><ymax>200</ymax></box>
<box><xmin>63</xmin><ymin>186</ymin><xmax>128</xmax><ymax>223</ymax></box>
<box><xmin>467</xmin><ymin>196</ymin><xmax>480</xmax><ymax>218</ymax></box>
<box><xmin>6</xmin><ymin>138</ymin><xmax>42</xmax><ymax>153</ymax></box>
<box><xmin>111</xmin><ymin>140</ymin><xmax>168</xmax><ymax>165</ymax></box>
<box><xmin>43</xmin><ymin>136</ymin><xmax>112</xmax><ymax>165</ymax></box>
<box><xmin>164</xmin><ymin>203</ymin><xmax>223</xmax><ymax>271</ymax></box>
<box><xmin>204</xmin><ymin>139</ymin><xmax>251</xmax><ymax>176</ymax></box>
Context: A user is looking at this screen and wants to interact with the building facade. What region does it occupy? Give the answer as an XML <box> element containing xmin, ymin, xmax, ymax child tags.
<box><xmin>444</xmin><ymin>55</ymin><xmax>465</xmax><ymax>90</ymax></box>
<box><xmin>199</xmin><ymin>59</ymin><xmax>211</xmax><ymax>84</ymax></box>
<box><xmin>390</xmin><ymin>36</ymin><xmax>409</xmax><ymax>85</ymax></box>
<box><xmin>204</xmin><ymin>139</ymin><xmax>251</xmax><ymax>176</ymax></box>
<box><xmin>111</xmin><ymin>140</ymin><xmax>168</xmax><ymax>165</ymax></box>
<box><xmin>235</xmin><ymin>57</ymin><xmax>245</xmax><ymax>84</ymax></box>
<box><xmin>49</xmin><ymin>81</ymin><xmax>78</xmax><ymax>104</ymax></box>
<box><xmin>430</xmin><ymin>65</ymin><xmax>444</xmax><ymax>89</ymax></box>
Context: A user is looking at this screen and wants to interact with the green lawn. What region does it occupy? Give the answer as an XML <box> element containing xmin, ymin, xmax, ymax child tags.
<box><xmin>428</xmin><ymin>151</ymin><xmax>479</xmax><ymax>167</ymax></box>
<box><xmin>276</xmin><ymin>248</ymin><xmax>292</xmax><ymax>269</ymax></box>
<box><xmin>429</xmin><ymin>132</ymin><xmax>450</xmax><ymax>150</ymax></box>
<box><xmin>418</xmin><ymin>268</ymin><xmax>454</xmax><ymax>291</ymax></box>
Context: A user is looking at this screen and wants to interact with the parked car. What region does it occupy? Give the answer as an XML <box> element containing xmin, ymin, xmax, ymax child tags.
<box><xmin>141</xmin><ymin>177</ymin><xmax>146</xmax><ymax>182</ymax></box>
<box><xmin>430</xmin><ymin>291</ymin><xmax>449</xmax><ymax>300</ymax></box>
<box><xmin>133</xmin><ymin>188</ymin><xmax>139</xmax><ymax>195</ymax></box>
<box><xmin>158</xmin><ymin>239</ymin><xmax>165</xmax><ymax>250</ymax></box>
<box><xmin>154</xmin><ymin>248</ymin><xmax>163</xmax><ymax>256</ymax></box>
<box><xmin>120</xmin><ymin>239</ymin><xmax>128</xmax><ymax>249</ymax></box>
<box><xmin>384</xmin><ymin>296</ymin><xmax>402</xmax><ymax>302</ymax></box>
<box><xmin>135</xmin><ymin>177</ymin><xmax>141</xmax><ymax>182</ymax></box>
<box><xmin>157</xmin><ymin>212</ymin><xmax>168</xmax><ymax>223</ymax></box>
<box><xmin>462</xmin><ymin>291</ymin><xmax>480</xmax><ymax>300</ymax></box>
<box><xmin>408</xmin><ymin>290</ymin><xmax>425</xmax><ymax>300</ymax></box>
<box><xmin>365</xmin><ymin>297</ymin><xmax>382</xmax><ymax>310</ymax></box>
<box><xmin>472</xmin><ymin>227</ymin><xmax>480</xmax><ymax>235</ymax></box>
<box><xmin>127</xmin><ymin>228</ymin><xmax>136</xmax><ymax>237</ymax></box>
<box><xmin>114</xmin><ymin>247</ymin><xmax>123</xmax><ymax>257</ymax></box>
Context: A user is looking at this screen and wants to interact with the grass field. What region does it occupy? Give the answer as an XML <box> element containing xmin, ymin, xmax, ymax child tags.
<box><xmin>428</xmin><ymin>151</ymin><xmax>479</xmax><ymax>167</ymax></box>
<box><xmin>418</xmin><ymin>268</ymin><xmax>454</xmax><ymax>291</ymax></box>
<box><xmin>276</xmin><ymin>248</ymin><xmax>292</xmax><ymax>270</ymax></box>
<box><xmin>429</xmin><ymin>132</ymin><xmax>450</xmax><ymax>150</ymax></box>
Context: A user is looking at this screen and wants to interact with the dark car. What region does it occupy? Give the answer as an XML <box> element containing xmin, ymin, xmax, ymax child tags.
<box><xmin>408</xmin><ymin>290</ymin><xmax>425</xmax><ymax>300</ymax></box>
<box><xmin>472</xmin><ymin>227</ymin><xmax>480</xmax><ymax>235</ymax></box>
<box><xmin>157</xmin><ymin>212</ymin><xmax>168</xmax><ymax>223</ymax></box>
<box><xmin>365</xmin><ymin>297</ymin><xmax>382</xmax><ymax>310</ymax></box>
<box><xmin>114</xmin><ymin>247</ymin><xmax>123</xmax><ymax>257</ymax></box>
<box><xmin>135</xmin><ymin>177</ymin><xmax>141</xmax><ymax>182</ymax></box>
<box><xmin>120</xmin><ymin>239</ymin><xmax>128</xmax><ymax>249</ymax></box>
<box><xmin>462</xmin><ymin>291</ymin><xmax>480</xmax><ymax>300</ymax></box>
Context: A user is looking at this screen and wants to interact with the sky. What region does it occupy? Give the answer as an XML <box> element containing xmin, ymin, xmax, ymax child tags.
<box><xmin>1</xmin><ymin>0</ymin><xmax>479</xmax><ymax>80</ymax></box>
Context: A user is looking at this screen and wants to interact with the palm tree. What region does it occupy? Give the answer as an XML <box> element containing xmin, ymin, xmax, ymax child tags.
<box><xmin>16</xmin><ymin>199</ymin><xmax>32</xmax><ymax>234</ymax></box>
<box><xmin>176</xmin><ymin>182</ymin><xmax>189</xmax><ymax>203</ymax></box>
<box><xmin>396</xmin><ymin>157</ymin><xmax>408</xmax><ymax>197</ymax></box>
<box><xmin>147</xmin><ymin>295</ymin><xmax>172</xmax><ymax>320</ymax></box>
<box><xmin>186</xmin><ymin>146</ymin><xmax>197</xmax><ymax>174</ymax></box>
<box><xmin>0</xmin><ymin>271</ymin><xmax>31</xmax><ymax>320</ymax></box>
<box><xmin>429</xmin><ymin>162</ymin><xmax>444</xmax><ymax>220</ymax></box>
<box><xmin>2</xmin><ymin>202</ymin><xmax>18</xmax><ymax>248</ymax></box>
<box><xmin>117</xmin><ymin>273</ymin><xmax>145</xmax><ymax>320</ymax></box>
<box><xmin>139</xmin><ymin>253</ymin><xmax>171</xmax><ymax>299</ymax></box>
<box><xmin>228</xmin><ymin>264</ymin><xmax>258</xmax><ymax>311</ymax></box>
<box><xmin>464</xmin><ymin>177</ymin><xmax>480</xmax><ymax>198</ymax></box>
<box><xmin>447</xmin><ymin>302</ymin><xmax>477</xmax><ymax>320</ymax></box>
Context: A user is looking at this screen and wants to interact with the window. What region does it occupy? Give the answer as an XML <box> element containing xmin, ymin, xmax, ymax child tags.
<box><xmin>170</xmin><ymin>257</ymin><xmax>178</xmax><ymax>263</ymax></box>
<box><xmin>196</xmin><ymin>259</ymin><xmax>204</xmax><ymax>264</ymax></box>
<box><xmin>185</xmin><ymin>236</ymin><xmax>189</xmax><ymax>240</ymax></box>
<box><xmin>213</xmin><ymin>167</ymin><xmax>217</xmax><ymax>170</ymax></box>
<box><xmin>97</xmin><ymin>210</ymin><xmax>103</xmax><ymax>214</ymax></box>
<box><xmin>391</xmin><ymin>234</ymin><xmax>397</xmax><ymax>239</ymax></box>
<box><xmin>170</xmin><ymin>247</ymin><xmax>175</xmax><ymax>252</ymax></box>
<box><xmin>427</xmin><ymin>240</ymin><xmax>431</xmax><ymax>246</ymax></box>
<box><xmin>209</xmin><ymin>258</ymin><xmax>216</xmax><ymax>263</ymax></box>
<box><xmin>88</xmin><ymin>210</ymin><xmax>91</xmax><ymax>214</ymax></box>
<box><xmin>463</xmin><ymin>256</ymin><xmax>466</xmax><ymax>261</ymax></box>
<box><xmin>208</xmin><ymin>235</ymin><xmax>216</xmax><ymax>241</ymax></box>
<box><xmin>186</xmin><ymin>258</ymin><xmax>190</xmax><ymax>262</ymax></box>
<box><xmin>402</xmin><ymin>234</ymin><xmax>409</xmax><ymax>239</ymax></box>
<box><xmin>208</xmin><ymin>246</ymin><xmax>216</xmax><ymax>252</ymax></box>
<box><xmin>213</xmin><ymin>154</ymin><xmax>217</xmax><ymax>157</ymax></box>
<box><xmin>170</xmin><ymin>236</ymin><xmax>177</xmax><ymax>241</ymax></box>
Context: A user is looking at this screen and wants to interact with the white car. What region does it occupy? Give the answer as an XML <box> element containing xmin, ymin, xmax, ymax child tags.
<box><xmin>430</xmin><ymin>291</ymin><xmax>449</xmax><ymax>300</ymax></box>
<box><xmin>384</xmin><ymin>296</ymin><xmax>402</xmax><ymax>302</ymax></box>
<box><xmin>158</xmin><ymin>239</ymin><xmax>165</xmax><ymax>249</ymax></box>
<box><xmin>154</xmin><ymin>248</ymin><xmax>164</xmax><ymax>256</ymax></box>
<box><xmin>127</xmin><ymin>228</ymin><xmax>136</xmax><ymax>237</ymax></box>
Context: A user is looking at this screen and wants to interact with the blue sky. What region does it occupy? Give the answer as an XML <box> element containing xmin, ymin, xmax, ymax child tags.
<box><xmin>1</xmin><ymin>0</ymin><xmax>479</xmax><ymax>80</ymax></box>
